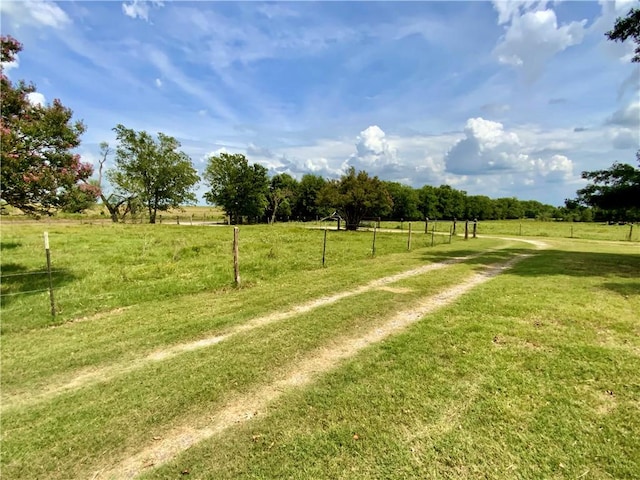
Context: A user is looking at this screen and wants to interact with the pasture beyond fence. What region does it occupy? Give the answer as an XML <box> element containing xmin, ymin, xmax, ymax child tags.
<box><xmin>1</xmin><ymin>219</ymin><xmax>637</xmax><ymax>329</ymax></box>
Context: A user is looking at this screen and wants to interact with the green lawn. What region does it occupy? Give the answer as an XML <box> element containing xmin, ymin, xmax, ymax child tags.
<box><xmin>1</xmin><ymin>221</ymin><xmax>638</xmax><ymax>479</ymax></box>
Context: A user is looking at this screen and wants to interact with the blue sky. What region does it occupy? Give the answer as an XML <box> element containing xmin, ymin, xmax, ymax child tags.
<box><xmin>2</xmin><ymin>0</ymin><xmax>639</xmax><ymax>206</ymax></box>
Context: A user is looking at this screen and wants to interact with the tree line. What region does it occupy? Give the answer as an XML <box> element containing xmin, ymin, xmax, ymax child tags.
<box><xmin>2</xmin><ymin>9</ymin><xmax>639</xmax><ymax>224</ymax></box>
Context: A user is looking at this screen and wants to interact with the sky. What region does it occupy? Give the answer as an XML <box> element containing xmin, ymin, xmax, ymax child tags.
<box><xmin>1</xmin><ymin>0</ymin><xmax>639</xmax><ymax>206</ymax></box>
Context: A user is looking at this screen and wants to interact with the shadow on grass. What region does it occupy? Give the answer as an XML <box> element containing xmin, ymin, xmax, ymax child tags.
<box><xmin>421</xmin><ymin>248</ymin><xmax>640</xmax><ymax>279</ymax></box>
<box><xmin>0</xmin><ymin>263</ymin><xmax>77</xmax><ymax>307</ymax></box>
<box><xmin>601</xmin><ymin>282</ymin><xmax>640</xmax><ymax>297</ymax></box>
<box><xmin>1</xmin><ymin>241</ymin><xmax>22</xmax><ymax>250</ymax></box>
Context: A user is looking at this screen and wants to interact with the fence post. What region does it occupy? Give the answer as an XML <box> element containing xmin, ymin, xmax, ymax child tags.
<box><xmin>159</xmin><ymin>214</ymin><xmax>163</xmax><ymax>224</ymax></box>
<box><xmin>431</xmin><ymin>224</ymin><xmax>435</xmax><ymax>247</ymax></box>
<box><xmin>233</xmin><ymin>227</ymin><xmax>240</xmax><ymax>285</ymax></box>
<box><xmin>190</xmin><ymin>214</ymin><xmax>193</xmax><ymax>226</ymax></box>
<box><xmin>449</xmin><ymin>226</ymin><xmax>453</xmax><ymax>244</ymax></box>
<box><xmin>453</xmin><ymin>218</ymin><xmax>457</xmax><ymax>235</ymax></box>
<box><xmin>519</xmin><ymin>222</ymin><xmax>522</xmax><ymax>236</ymax></box>
<box><xmin>464</xmin><ymin>220</ymin><xmax>469</xmax><ymax>240</ymax></box>
<box><xmin>43</xmin><ymin>232</ymin><xmax>56</xmax><ymax>317</ymax></box>
<box><xmin>177</xmin><ymin>215</ymin><xmax>180</xmax><ymax>225</ymax></box>
<box><xmin>322</xmin><ymin>228</ymin><xmax>328</xmax><ymax>266</ymax></box>
<box><xmin>473</xmin><ymin>219</ymin><xmax>478</xmax><ymax>238</ymax></box>
<box><xmin>629</xmin><ymin>224</ymin><xmax>633</xmax><ymax>241</ymax></box>
<box><xmin>407</xmin><ymin>222</ymin><xmax>412</xmax><ymax>251</ymax></box>
<box><xmin>372</xmin><ymin>227</ymin><xmax>377</xmax><ymax>257</ymax></box>
<box><xmin>425</xmin><ymin>217</ymin><xmax>429</xmax><ymax>234</ymax></box>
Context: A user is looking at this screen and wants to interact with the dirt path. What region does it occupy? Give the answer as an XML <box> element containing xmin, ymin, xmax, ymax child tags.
<box><xmin>93</xmin><ymin>253</ymin><xmax>529</xmax><ymax>479</ymax></box>
<box><xmin>4</xmin><ymin>248</ymin><xmax>507</xmax><ymax>411</ymax></box>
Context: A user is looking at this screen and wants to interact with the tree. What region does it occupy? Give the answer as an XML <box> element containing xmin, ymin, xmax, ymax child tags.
<box><xmin>60</xmin><ymin>181</ymin><xmax>100</xmax><ymax>213</ymax></box>
<box><xmin>267</xmin><ymin>173</ymin><xmax>298</xmax><ymax>224</ymax></box>
<box><xmin>91</xmin><ymin>142</ymin><xmax>138</xmax><ymax>222</ymax></box>
<box><xmin>465</xmin><ymin>195</ymin><xmax>495</xmax><ymax>220</ymax></box>
<box><xmin>575</xmin><ymin>153</ymin><xmax>640</xmax><ymax>221</ymax></box>
<box><xmin>606</xmin><ymin>7</ymin><xmax>640</xmax><ymax>63</ymax></box>
<box><xmin>435</xmin><ymin>185</ymin><xmax>466</xmax><ymax>219</ymax></box>
<box><xmin>108</xmin><ymin>124</ymin><xmax>200</xmax><ymax>224</ymax></box>
<box><xmin>293</xmin><ymin>174</ymin><xmax>328</xmax><ymax>221</ymax></box>
<box><xmin>383</xmin><ymin>181</ymin><xmax>420</xmax><ymax>220</ymax></box>
<box><xmin>417</xmin><ymin>185</ymin><xmax>438</xmax><ymax>219</ymax></box>
<box><xmin>0</xmin><ymin>35</ymin><xmax>94</xmax><ymax>215</ymax></box>
<box><xmin>319</xmin><ymin>167</ymin><xmax>392</xmax><ymax>230</ymax></box>
<box><xmin>203</xmin><ymin>153</ymin><xmax>269</xmax><ymax>224</ymax></box>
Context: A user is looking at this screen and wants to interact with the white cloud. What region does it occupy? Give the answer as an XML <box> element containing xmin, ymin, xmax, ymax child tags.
<box><xmin>122</xmin><ymin>0</ymin><xmax>163</xmax><ymax>21</ymax></box>
<box><xmin>352</xmin><ymin>125</ymin><xmax>398</xmax><ymax>167</ymax></box>
<box><xmin>1</xmin><ymin>54</ymin><xmax>19</xmax><ymax>74</ymax></box>
<box><xmin>26</xmin><ymin>92</ymin><xmax>46</xmax><ymax>107</ymax></box>
<box><xmin>29</xmin><ymin>0</ymin><xmax>71</xmax><ymax>28</ymax></box>
<box><xmin>445</xmin><ymin>117</ymin><xmax>527</xmax><ymax>174</ymax></box>
<box><xmin>0</xmin><ymin>0</ymin><xmax>70</xmax><ymax>29</ymax></box>
<box><xmin>155</xmin><ymin>78</ymin><xmax>162</xmax><ymax>87</ymax></box>
<box><xmin>492</xmin><ymin>0</ymin><xmax>543</xmax><ymax>25</ymax></box>
<box><xmin>494</xmin><ymin>6</ymin><xmax>587</xmax><ymax>80</ymax></box>
<box><xmin>534</xmin><ymin>154</ymin><xmax>574</xmax><ymax>182</ymax></box>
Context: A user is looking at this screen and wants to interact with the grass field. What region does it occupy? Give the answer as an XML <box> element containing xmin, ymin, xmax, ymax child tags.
<box><xmin>1</xmin><ymin>220</ymin><xmax>639</xmax><ymax>479</ymax></box>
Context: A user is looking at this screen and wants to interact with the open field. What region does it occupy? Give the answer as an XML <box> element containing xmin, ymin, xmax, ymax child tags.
<box><xmin>1</xmin><ymin>221</ymin><xmax>639</xmax><ymax>479</ymax></box>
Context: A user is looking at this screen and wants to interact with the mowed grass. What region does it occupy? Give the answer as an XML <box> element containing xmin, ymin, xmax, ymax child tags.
<box><xmin>0</xmin><ymin>222</ymin><xmax>453</xmax><ymax>333</ymax></box>
<box><xmin>1</xmin><ymin>221</ymin><xmax>639</xmax><ymax>479</ymax></box>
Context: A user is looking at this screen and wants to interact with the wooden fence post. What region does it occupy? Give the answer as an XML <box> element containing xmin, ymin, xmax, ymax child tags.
<box><xmin>431</xmin><ymin>224</ymin><xmax>435</xmax><ymax>247</ymax></box>
<box><xmin>372</xmin><ymin>226</ymin><xmax>377</xmax><ymax>257</ymax></box>
<box><xmin>177</xmin><ymin>215</ymin><xmax>180</xmax><ymax>225</ymax></box>
<box><xmin>453</xmin><ymin>218</ymin><xmax>457</xmax><ymax>235</ymax></box>
<box><xmin>407</xmin><ymin>222</ymin><xmax>412</xmax><ymax>251</ymax></box>
<box><xmin>464</xmin><ymin>220</ymin><xmax>469</xmax><ymax>240</ymax></box>
<box><xmin>322</xmin><ymin>228</ymin><xmax>328</xmax><ymax>266</ymax></box>
<box><xmin>425</xmin><ymin>217</ymin><xmax>429</xmax><ymax>234</ymax></box>
<box><xmin>449</xmin><ymin>226</ymin><xmax>453</xmax><ymax>244</ymax></box>
<box><xmin>629</xmin><ymin>224</ymin><xmax>633</xmax><ymax>241</ymax></box>
<box><xmin>233</xmin><ymin>227</ymin><xmax>240</xmax><ymax>285</ymax></box>
<box><xmin>473</xmin><ymin>219</ymin><xmax>478</xmax><ymax>238</ymax></box>
<box><xmin>44</xmin><ymin>232</ymin><xmax>55</xmax><ymax>317</ymax></box>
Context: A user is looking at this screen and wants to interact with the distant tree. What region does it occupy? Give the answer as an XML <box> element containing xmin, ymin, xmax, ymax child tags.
<box><xmin>417</xmin><ymin>185</ymin><xmax>438</xmax><ymax>219</ymax></box>
<box><xmin>465</xmin><ymin>195</ymin><xmax>495</xmax><ymax>220</ymax></box>
<box><xmin>575</xmin><ymin>153</ymin><xmax>640</xmax><ymax>221</ymax></box>
<box><xmin>267</xmin><ymin>173</ymin><xmax>298</xmax><ymax>224</ymax></box>
<box><xmin>383</xmin><ymin>181</ymin><xmax>420</xmax><ymax>220</ymax></box>
<box><xmin>606</xmin><ymin>7</ymin><xmax>640</xmax><ymax>63</ymax></box>
<box><xmin>0</xmin><ymin>35</ymin><xmax>95</xmax><ymax>215</ymax></box>
<box><xmin>108</xmin><ymin>124</ymin><xmax>200</xmax><ymax>224</ymax></box>
<box><xmin>293</xmin><ymin>174</ymin><xmax>329</xmax><ymax>221</ymax></box>
<box><xmin>494</xmin><ymin>197</ymin><xmax>524</xmax><ymax>220</ymax></box>
<box><xmin>435</xmin><ymin>185</ymin><xmax>466</xmax><ymax>219</ymax></box>
<box><xmin>203</xmin><ymin>153</ymin><xmax>269</xmax><ymax>224</ymax></box>
<box><xmin>319</xmin><ymin>167</ymin><xmax>392</xmax><ymax>230</ymax></box>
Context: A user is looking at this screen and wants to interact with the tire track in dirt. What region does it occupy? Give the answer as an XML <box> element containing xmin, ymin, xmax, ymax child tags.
<box><xmin>3</xmin><ymin>248</ymin><xmax>509</xmax><ymax>411</ymax></box>
<box><xmin>93</xmin><ymin>253</ymin><xmax>530</xmax><ymax>479</ymax></box>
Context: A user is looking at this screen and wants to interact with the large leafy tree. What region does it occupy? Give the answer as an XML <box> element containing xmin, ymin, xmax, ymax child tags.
<box><xmin>606</xmin><ymin>7</ymin><xmax>640</xmax><ymax>62</ymax></box>
<box><xmin>203</xmin><ymin>153</ymin><xmax>269</xmax><ymax>224</ymax></box>
<box><xmin>267</xmin><ymin>173</ymin><xmax>298</xmax><ymax>224</ymax></box>
<box><xmin>0</xmin><ymin>35</ymin><xmax>94</xmax><ymax>215</ymax></box>
<box><xmin>575</xmin><ymin>153</ymin><xmax>640</xmax><ymax>221</ymax></box>
<box><xmin>108</xmin><ymin>124</ymin><xmax>200</xmax><ymax>224</ymax></box>
<box><xmin>319</xmin><ymin>167</ymin><xmax>392</xmax><ymax>230</ymax></box>
<box><xmin>382</xmin><ymin>181</ymin><xmax>420</xmax><ymax>220</ymax></box>
<box><xmin>293</xmin><ymin>174</ymin><xmax>328</xmax><ymax>221</ymax></box>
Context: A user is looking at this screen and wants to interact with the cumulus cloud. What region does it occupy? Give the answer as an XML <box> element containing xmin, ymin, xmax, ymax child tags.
<box><xmin>27</xmin><ymin>92</ymin><xmax>46</xmax><ymax>107</ymax></box>
<box><xmin>351</xmin><ymin>125</ymin><xmax>398</xmax><ymax>167</ymax></box>
<box><xmin>611</xmin><ymin>128</ymin><xmax>640</xmax><ymax>150</ymax></box>
<box><xmin>493</xmin><ymin>3</ymin><xmax>587</xmax><ymax>80</ymax></box>
<box><xmin>444</xmin><ymin>117</ymin><xmax>527</xmax><ymax>174</ymax></box>
<box><xmin>444</xmin><ymin>117</ymin><xmax>577</xmax><ymax>185</ymax></box>
<box><xmin>122</xmin><ymin>0</ymin><xmax>163</xmax><ymax>21</ymax></box>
